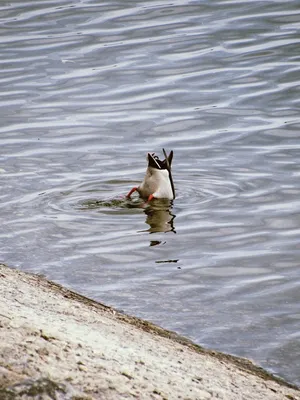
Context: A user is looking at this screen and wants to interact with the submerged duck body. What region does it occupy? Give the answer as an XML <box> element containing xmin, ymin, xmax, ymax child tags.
<box><xmin>126</xmin><ymin>149</ymin><xmax>175</xmax><ymax>201</ymax></box>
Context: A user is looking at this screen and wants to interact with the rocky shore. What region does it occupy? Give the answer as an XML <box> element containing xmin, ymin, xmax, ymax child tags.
<box><xmin>0</xmin><ymin>263</ymin><xmax>299</xmax><ymax>399</ymax></box>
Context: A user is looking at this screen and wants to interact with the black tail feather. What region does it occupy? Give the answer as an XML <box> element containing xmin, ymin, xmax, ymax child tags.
<box><xmin>162</xmin><ymin>148</ymin><xmax>175</xmax><ymax>199</ymax></box>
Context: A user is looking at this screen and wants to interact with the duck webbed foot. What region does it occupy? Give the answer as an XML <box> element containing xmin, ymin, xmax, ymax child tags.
<box><xmin>126</xmin><ymin>187</ymin><xmax>138</xmax><ymax>199</ymax></box>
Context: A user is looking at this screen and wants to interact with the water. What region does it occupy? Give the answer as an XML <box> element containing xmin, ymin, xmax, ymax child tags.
<box><xmin>1</xmin><ymin>0</ymin><xmax>300</xmax><ymax>386</ymax></box>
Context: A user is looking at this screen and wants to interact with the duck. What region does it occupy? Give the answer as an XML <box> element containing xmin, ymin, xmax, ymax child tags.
<box><xmin>126</xmin><ymin>149</ymin><xmax>175</xmax><ymax>202</ymax></box>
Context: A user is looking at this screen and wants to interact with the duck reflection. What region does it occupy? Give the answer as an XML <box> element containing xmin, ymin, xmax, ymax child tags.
<box><xmin>144</xmin><ymin>199</ymin><xmax>176</xmax><ymax>233</ymax></box>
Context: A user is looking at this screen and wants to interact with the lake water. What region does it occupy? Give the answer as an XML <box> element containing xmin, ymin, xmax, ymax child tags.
<box><xmin>1</xmin><ymin>0</ymin><xmax>300</xmax><ymax>387</ymax></box>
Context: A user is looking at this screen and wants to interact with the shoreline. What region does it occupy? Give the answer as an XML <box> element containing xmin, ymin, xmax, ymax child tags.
<box><xmin>0</xmin><ymin>263</ymin><xmax>299</xmax><ymax>399</ymax></box>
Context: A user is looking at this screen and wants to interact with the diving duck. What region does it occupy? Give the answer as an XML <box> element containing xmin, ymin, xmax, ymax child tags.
<box><xmin>126</xmin><ymin>149</ymin><xmax>175</xmax><ymax>202</ymax></box>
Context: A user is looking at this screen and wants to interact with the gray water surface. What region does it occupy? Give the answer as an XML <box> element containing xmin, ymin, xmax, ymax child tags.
<box><xmin>1</xmin><ymin>0</ymin><xmax>300</xmax><ymax>386</ymax></box>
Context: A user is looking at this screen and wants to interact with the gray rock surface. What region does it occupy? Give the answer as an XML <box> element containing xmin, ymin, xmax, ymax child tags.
<box><xmin>0</xmin><ymin>263</ymin><xmax>299</xmax><ymax>400</ymax></box>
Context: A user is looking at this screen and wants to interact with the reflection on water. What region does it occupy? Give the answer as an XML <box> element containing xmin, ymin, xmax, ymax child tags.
<box><xmin>144</xmin><ymin>200</ymin><xmax>176</xmax><ymax>234</ymax></box>
<box><xmin>79</xmin><ymin>197</ymin><xmax>176</xmax><ymax>234</ymax></box>
<box><xmin>0</xmin><ymin>0</ymin><xmax>300</xmax><ymax>387</ymax></box>
<box><xmin>155</xmin><ymin>259</ymin><xmax>179</xmax><ymax>264</ymax></box>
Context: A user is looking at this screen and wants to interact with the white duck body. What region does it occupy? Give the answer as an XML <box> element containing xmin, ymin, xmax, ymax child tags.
<box><xmin>126</xmin><ymin>149</ymin><xmax>175</xmax><ymax>201</ymax></box>
<box><xmin>138</xmin><ymin>166</ymin><xmax>174</xmax><ymax>200</ymax></box>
